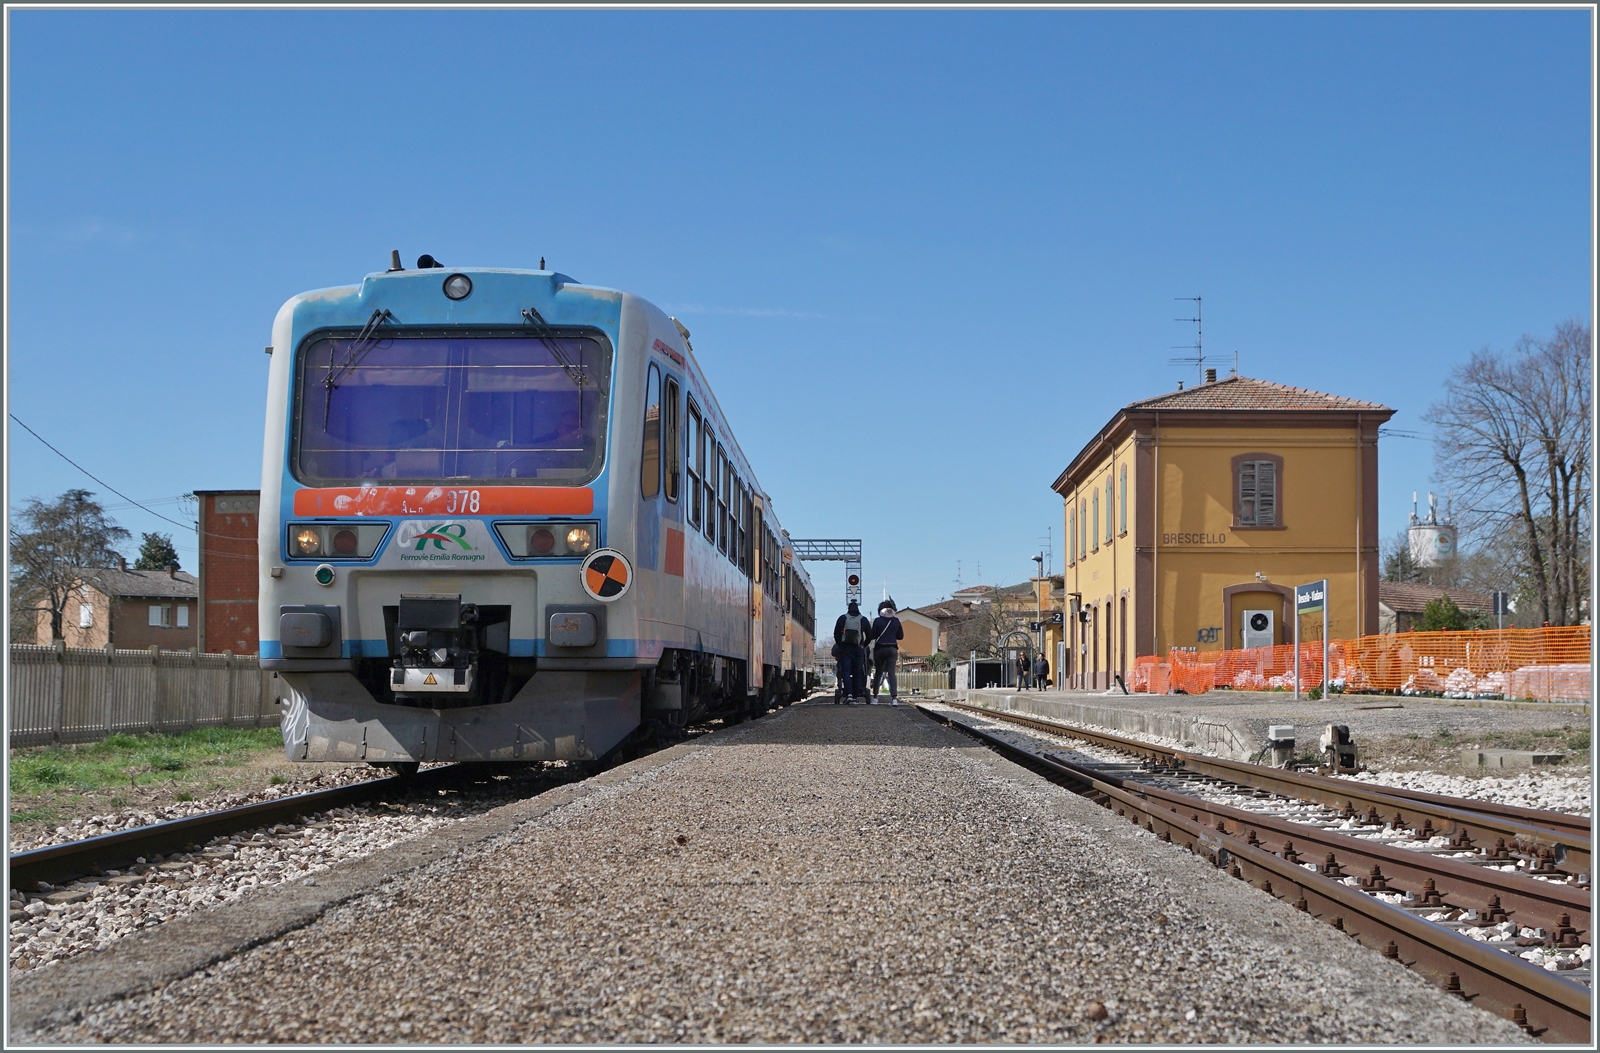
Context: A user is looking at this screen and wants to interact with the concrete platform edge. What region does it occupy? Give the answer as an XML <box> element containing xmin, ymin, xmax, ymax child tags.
<box><xmin>942</xmin><ymin>689</ymin><xmax>1266</xmax><ymax>760</ymax></box>
<box><xmin>6</xmin><ymin>716</ymin><xmax>767</xmax><ymax>1040</ymax></box>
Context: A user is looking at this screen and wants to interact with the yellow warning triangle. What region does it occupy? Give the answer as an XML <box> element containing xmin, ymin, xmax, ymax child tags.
<box><xmin>423</xmin><ymin>673</ymin><xmax>437</xmax><ymax>685</ymax></box>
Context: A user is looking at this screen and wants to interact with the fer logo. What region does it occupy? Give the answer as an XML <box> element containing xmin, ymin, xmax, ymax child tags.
<box><xmin>399</xmin><ymin>522</ymin><xmax>474</xmax><ymax>552</ymax></box>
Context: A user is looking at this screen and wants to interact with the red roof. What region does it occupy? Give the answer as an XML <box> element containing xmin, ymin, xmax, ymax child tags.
<box><xmin>1125</xmin><ymin>375</ymin><xmax>1391</xmax><ymax>413</ymax></box>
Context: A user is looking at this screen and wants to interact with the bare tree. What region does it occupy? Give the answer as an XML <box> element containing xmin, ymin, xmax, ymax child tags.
<box><xmin>1426</xmin><ymin>320</ymin><xmax>1590</xmax><ymax>626</ymax></box>
<box><xmin>9</xmin><ymin>489</ymin><xmax>130</xmax><ymax>642</ymax></box>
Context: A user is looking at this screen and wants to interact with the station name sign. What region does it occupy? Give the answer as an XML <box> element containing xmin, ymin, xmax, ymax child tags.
<box><xmin>1162</xmin><ymin>532</ymin><xmax>1227</xmax><ymax>545</ymax></box>
<box><xmin>1296</xmin><ymin>579</ymin><xmax>1327</xmax><ymax>615</ymax></box>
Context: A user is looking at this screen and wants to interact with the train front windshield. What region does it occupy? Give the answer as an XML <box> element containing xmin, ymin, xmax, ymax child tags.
<box><xmin>293</xmin><ymin>332</ymin><xmax>611</xmax><ymax>484</ymax></box>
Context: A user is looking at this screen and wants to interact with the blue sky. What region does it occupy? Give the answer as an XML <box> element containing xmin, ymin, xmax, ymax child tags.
<box><xmin>7</xmin><ymin>9</ymin><xmax>1592</xmax><ymax>613</ymax></box>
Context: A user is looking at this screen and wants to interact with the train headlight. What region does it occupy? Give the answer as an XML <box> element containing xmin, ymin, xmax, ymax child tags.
<box><xmin>288</xmin><ymin>522</ymin><xmax>390</xmax><ymax>560</ymax></box>
<box><xmin>565</xmin><ymin>526</ymin><xmax>594</xmax><ymax>555</ymax></box>
<box><xmin>492</xmin><ymin>520</ymin><xmax>600</xmax><ymax>558</ymax></box>
<box><xmin>294</xmin><ymin>528</ymin><xmax>323</xmax><ymax>557</ymax></box>
<box><xmin>443</xmin><ymin>273</ymin><xmax>473</xmax><ymax>300</ymax></box>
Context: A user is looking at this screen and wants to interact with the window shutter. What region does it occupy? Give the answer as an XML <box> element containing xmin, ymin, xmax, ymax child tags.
<box><xmin>1239</xmin><ymin>462</ymin><xmax>1258</xmax><ymax>525</ymax></box>
<box><xmin>177</xmin><ymin>605</ymin><xmax>190</xmax><ymax>629</ymax></box>
<box><xmin>1257</xmin><ymin>460</ymin><xmax>1276</xmax><ymax>526</ymax></box>
<box><xmin>149</xmin><ymin>605</ymin><xmax>162</xmax><ymax>627</ymax></box>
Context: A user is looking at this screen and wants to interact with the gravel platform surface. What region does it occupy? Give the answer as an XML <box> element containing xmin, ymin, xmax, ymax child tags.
<box><xmin>14</xmin><ymin>702</ymin><xmax>1532</xmax><ymax>1045</ymax></box>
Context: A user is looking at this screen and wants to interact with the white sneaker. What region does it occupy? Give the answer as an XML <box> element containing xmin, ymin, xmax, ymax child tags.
<box><xmin>869</xmin><ymin>699</ymin><xmax>878</xmax><ymax>705</ymax></box>
<box><xmin>891</xmin><ymin>699</ymin><xmax>900</xmax><ymax>706</ymax></box>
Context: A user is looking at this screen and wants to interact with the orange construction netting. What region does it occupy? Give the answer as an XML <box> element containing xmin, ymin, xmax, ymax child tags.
<box><xmin>1134</xmin><ymin>626</ymin><xmax>1591</xmax><ymax>701</ymax></box>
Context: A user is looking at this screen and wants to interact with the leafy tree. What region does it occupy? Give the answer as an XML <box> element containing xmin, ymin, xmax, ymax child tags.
<box><xmin>1381</xmin><ymin>531</ymin><xmax>1423</xmax><ymax>583</ymax></box>
<box><xmin>1419</xmin><ymin>594</ymin><xmax>1488</xmax><ymax>632</ymax></box>
<box><xmin>9</xmin><ymin>489</ymin><xmax>130</xmax><ymax>642</ymax></box>
<box><xmin>134</xmin><ymin>532</ymin><xmax>180</xmax><ymax>571</ymax></box>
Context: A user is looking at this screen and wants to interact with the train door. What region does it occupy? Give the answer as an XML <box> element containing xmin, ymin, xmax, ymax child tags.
<box><xmin>640</xmin><ymin>365</ymin><xmax>686</xmax><ymax>647</ymax></box>
<box><xmin>747</xmin><ymin>492</ymin><xmax>763</xmax><ymax>699</ymax></box>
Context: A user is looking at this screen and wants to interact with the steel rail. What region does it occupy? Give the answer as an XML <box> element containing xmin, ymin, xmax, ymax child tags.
<box><xmin>1033</xmin><ymin>744</ymin><xmax>1590</xmax><ymax>936</ymax></box>
<box><xmin>940</xmin><ymin>699</ymin><xmax>1592</xmax><ymax>874</ymax></box>
<box><xmin>10</xmin><ymin>766</ymin><xmax>460</xmax><ymax>890</ymax></box>
<box><xmin>922</xmin><ymin>706</ymin><xmax>1592</xmax><ymax>1043</ymax></box>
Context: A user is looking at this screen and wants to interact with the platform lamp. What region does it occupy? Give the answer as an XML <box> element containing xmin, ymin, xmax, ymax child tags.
<box><xmin>1032</xmin><ymin>553</ymin><xmax>1046</xmax><ymax>657</ymax></box>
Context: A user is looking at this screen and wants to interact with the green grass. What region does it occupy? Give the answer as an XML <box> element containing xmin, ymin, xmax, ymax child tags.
<box><xmin>9</xmin><ymin>726</ymin><xmax>285</xmax><ymax>799</ymax></box>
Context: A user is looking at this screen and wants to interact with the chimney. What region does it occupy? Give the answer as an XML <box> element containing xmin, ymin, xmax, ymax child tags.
<box><xmin>116</xmin><ymin>554</ymin><xmax>127</xmax><ymax>572</ymax></box>
<box><xmin>1205</xmin><ymin>367</ymin><xmax>1217</xmax><ymax>384</ymax></box>
<box><xmin>1177</xmin><ymin>380</ymin><xmax>1184</xmax><ymax>390</ymax></box>
<box><xmin>167</xmin><ymin>562</ymin><xmax>178</xmax><ymax>579</ymax></box>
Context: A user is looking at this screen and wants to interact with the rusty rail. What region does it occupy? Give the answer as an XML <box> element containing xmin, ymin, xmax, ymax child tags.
<box><xmin>922</xmin><ymin>705</ymin><xmax>1592</xmax><ymax>1043</ymax></box>
<box><xmin>940</xmin><ymin>698</ymin><xmax>1592</xmax><ymax>875</ymax></box>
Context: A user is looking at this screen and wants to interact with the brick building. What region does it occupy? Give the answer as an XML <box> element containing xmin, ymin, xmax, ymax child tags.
<box><xmin>195</xmin><ymin>490</ymin><xmax>261</xmax><ymax>655</ymax></box>
<box><xmin>34</xmin><ymin>559</ymin><xmax>198</xmax><ymax>650</ymax></box>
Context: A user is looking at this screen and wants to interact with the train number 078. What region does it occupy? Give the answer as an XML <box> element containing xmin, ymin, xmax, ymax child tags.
<box><xmin>445</xmin><ymin>489</ymin><xmax>481</xmax><ymax>514</ymax></box>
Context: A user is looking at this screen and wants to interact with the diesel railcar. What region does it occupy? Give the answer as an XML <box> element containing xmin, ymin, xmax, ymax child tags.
<box><xmin>260</xmin><ymin>256</ymin><xmax>816</xmax><ymax>764</ymax></box>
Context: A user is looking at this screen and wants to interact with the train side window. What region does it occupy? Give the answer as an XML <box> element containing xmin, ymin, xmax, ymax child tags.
<box><xmin>717</xmin><ymin>447</ymin><xmax>729</xmax><ymax>556</ymax></box>
<box><xmin>686</xmin><ymin>401</ymin><xmax>701</xmax><ymax>526</ymax></box>
<box><xmin>704</xmin><ymin>429</ymin><xmax>717</xmax><ymax>544</ymax></box>
<box><xmin>640</xmin><ymin>365</ymin><xmax>661</xmax><ymax>499</ymax></box>
<box><xmin>743</xmin><ymin>491</ymin><xmax>753</xmax><ymax>576</ymax></box>
<box><xmin>663</xmin><ymin>377</ymin><xmax>680</xmax><ymax>503</ymax></box>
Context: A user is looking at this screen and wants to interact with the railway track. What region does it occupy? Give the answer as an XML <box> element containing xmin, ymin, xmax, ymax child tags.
<box><xmin>938</xmin><ymin>698</ymin><xmax>1592</xmax><ymax>876</ymax></box>
<box><xmin>920</xmin><ymin>702</ymin><xmax>1593</xmax><ymax>1044</ymax></box>
<box><xmin>9</xmin><ymin>765</ymin><xmax>464</xmax><ymax>891</ymax></box>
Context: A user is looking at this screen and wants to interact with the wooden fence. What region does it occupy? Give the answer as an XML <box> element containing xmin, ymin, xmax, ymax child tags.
<box><xmin>8</xmin><ymin>643</ymin><xmax>284</xmax><ymax>749</ymax></box>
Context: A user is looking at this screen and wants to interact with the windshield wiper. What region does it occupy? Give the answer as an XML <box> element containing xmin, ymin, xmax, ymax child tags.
<box><xmin>521</xmin><ymin>307</ymin><xmax>595</xmax><ymax>392</ymax></box>
<box><xmin>323</xmin><ymin>309</ymin><xmax>394</xmax><ymax>428</ymax></box>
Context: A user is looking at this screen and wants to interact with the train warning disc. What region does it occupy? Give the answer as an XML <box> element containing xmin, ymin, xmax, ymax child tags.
<box><xmin>580</xmin><ymin>548</ymin><xmax>633</xmax><ymax>602</ymax></box>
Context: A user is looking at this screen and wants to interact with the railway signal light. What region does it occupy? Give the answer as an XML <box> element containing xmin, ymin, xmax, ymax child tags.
<box><xmin>847</xmin><ymin>573</ymin><xmax>861</xmax><ymax>588</ymax></box>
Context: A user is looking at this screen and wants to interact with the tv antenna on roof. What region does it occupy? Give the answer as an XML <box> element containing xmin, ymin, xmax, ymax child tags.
<box><xmin>1169</xmin><ymin>296</ymin><xmax>1204</xmax><ymax>384</ymax></box>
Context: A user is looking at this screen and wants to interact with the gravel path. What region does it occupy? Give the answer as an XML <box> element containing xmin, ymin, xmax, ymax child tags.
<box><xmin>7</xmin><ymin>764</ymin><xmax>585</xmax><ymax>976</ymax></box>
<box><xmin>18</xmin><ymin>702</ymin><xmax>1530</xmax><ymax>1044</ymax></box>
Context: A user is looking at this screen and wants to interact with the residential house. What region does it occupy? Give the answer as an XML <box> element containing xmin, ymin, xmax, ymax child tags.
<box><xmin>35</xmin><ymin>558</ymin><xmax>199</xmax><ymax>650</ymax></box>
<box><xmin>1377</xmin><ymin>582</ymin><xmax>1494</xmax><ymax>635</ymax></box>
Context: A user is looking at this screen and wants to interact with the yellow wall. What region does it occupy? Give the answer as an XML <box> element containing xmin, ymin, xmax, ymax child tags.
<box><xmin>1060</xmin><ymin>419</ymin><xmax>1374</xmax><ymax>679</ymax></box>
<box><xmin>1151</xmin><ymin>424</ymin><xmax>1367</xmax><ymax>652</ymax></box>
<box><xmin>1062</xmin><ymin>435</ymin><xmax>1139</xmax><ymax>680</ymax></box>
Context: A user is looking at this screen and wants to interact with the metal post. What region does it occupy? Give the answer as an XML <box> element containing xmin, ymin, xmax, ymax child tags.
<box><xmin>102</xmin><ymin>640</ymin><xmax>115</xmax><ymax>740</ymax></box>
<box><xmin>1322</xmin><ymin>600</ymin><xmax>1328</xmax><ymax>698</ymax></box>
<box><xmin>51</xmin><ymin>639</ymin><xmax>66</xmax><ymax>745</ymax></box>
<box><xmin>1294</xmin><ymin>610</ymin><xmax>1301</xmax><ymax>701</ymax></box>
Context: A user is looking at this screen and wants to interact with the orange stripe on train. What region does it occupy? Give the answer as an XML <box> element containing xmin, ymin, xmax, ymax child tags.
<box><xmin>291</xmin><ymin>486</ymin><xmax>594</xmax><ymax>517</ymax></box>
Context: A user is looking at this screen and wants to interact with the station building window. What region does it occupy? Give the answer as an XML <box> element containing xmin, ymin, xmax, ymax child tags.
<box><xmin>1119</xmin><ymin>465</ymin><xmax>1128</xmax><ymax>536</ymax></box>
<box><xmin>1091</xmin><ymin>491</ymin><xmax>1099</xmax><ymax>552</ymax></box>
<box><xmin>1068</xmin><ymin>509</ymin><xmax>1076</xmax><ymax>566</ymax></box>
<box><xmin>1105</xmin><ymin>476</ymin><xmax>1114</xmax><ymax>545</ymax></box>
<box><xmin>1234</xmin><ymin>453</ymin><xmax>1283</xmax><ymax>528</ymax></box>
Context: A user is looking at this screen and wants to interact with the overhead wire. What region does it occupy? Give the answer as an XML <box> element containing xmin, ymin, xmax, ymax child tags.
<box><xmin>9</xmin><ymin>414</ymin><xmax>261</xmax><ymax>562</ymax></box>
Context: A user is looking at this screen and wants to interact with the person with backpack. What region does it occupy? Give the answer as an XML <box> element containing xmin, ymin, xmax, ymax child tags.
<box><xmin>868</xmin><ymin>600</ymin><xmax>905</xmax><ymax>705</ymax></box>
<box><xmin>833</xmin><ymin>599</ymin><xmax>871</xmax><ymax>704</ymax></box>
<box><xmin>1033</xmin><ymin>653</ymin><xmax>1050</xmax><ymax>691</ymax></box>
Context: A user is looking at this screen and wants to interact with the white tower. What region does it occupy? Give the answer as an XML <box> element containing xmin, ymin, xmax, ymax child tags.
<box><xmin>1407</xmin><ymin>490</ymin><xmax>1457</xmax><ymax>567</ymax></box>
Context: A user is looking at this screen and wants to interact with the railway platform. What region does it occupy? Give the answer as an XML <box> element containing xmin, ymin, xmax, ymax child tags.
<box><xmin>951</xmin><ymin>687</ymin><xmax>1590</xmax><ymax>762</ymax></box>
<box><xmin>12</xmin><ymin>701</ymin><xmax>1532</xmax><ymax>1044</ymax></box>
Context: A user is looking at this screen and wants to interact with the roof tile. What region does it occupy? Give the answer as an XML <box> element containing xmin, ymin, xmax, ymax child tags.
<box><xmin>1126</xmin><ymin>375</ymin><xmax>1391</xmax><ymax>413</ymax></box>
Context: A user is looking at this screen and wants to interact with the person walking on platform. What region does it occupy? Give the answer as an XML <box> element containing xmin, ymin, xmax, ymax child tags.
<box><xmin>1033</xmin><ymin>653</ymin><xmax>1050</xmax><ymax>691</ymax></box>
<box><xmin>869</xmin><ymin>600</ymin><xmax>905</xmax><ymax>705</ymax></box>
<box><xmin>833</xmin><ymin>600</ymin><xmax>872</xmax><ymax>703</ymax></box>
<box><xmin>1015</xmin><ymin>653</ymin><xmax>1030</xmax><ymax>692</ymax></box>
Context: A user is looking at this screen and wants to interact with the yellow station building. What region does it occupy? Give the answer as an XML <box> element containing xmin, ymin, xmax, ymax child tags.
<box><xmin>1050</xmin><ymin>373</ymin><xmax>1393</xmax><ymax>690</ymax></box>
